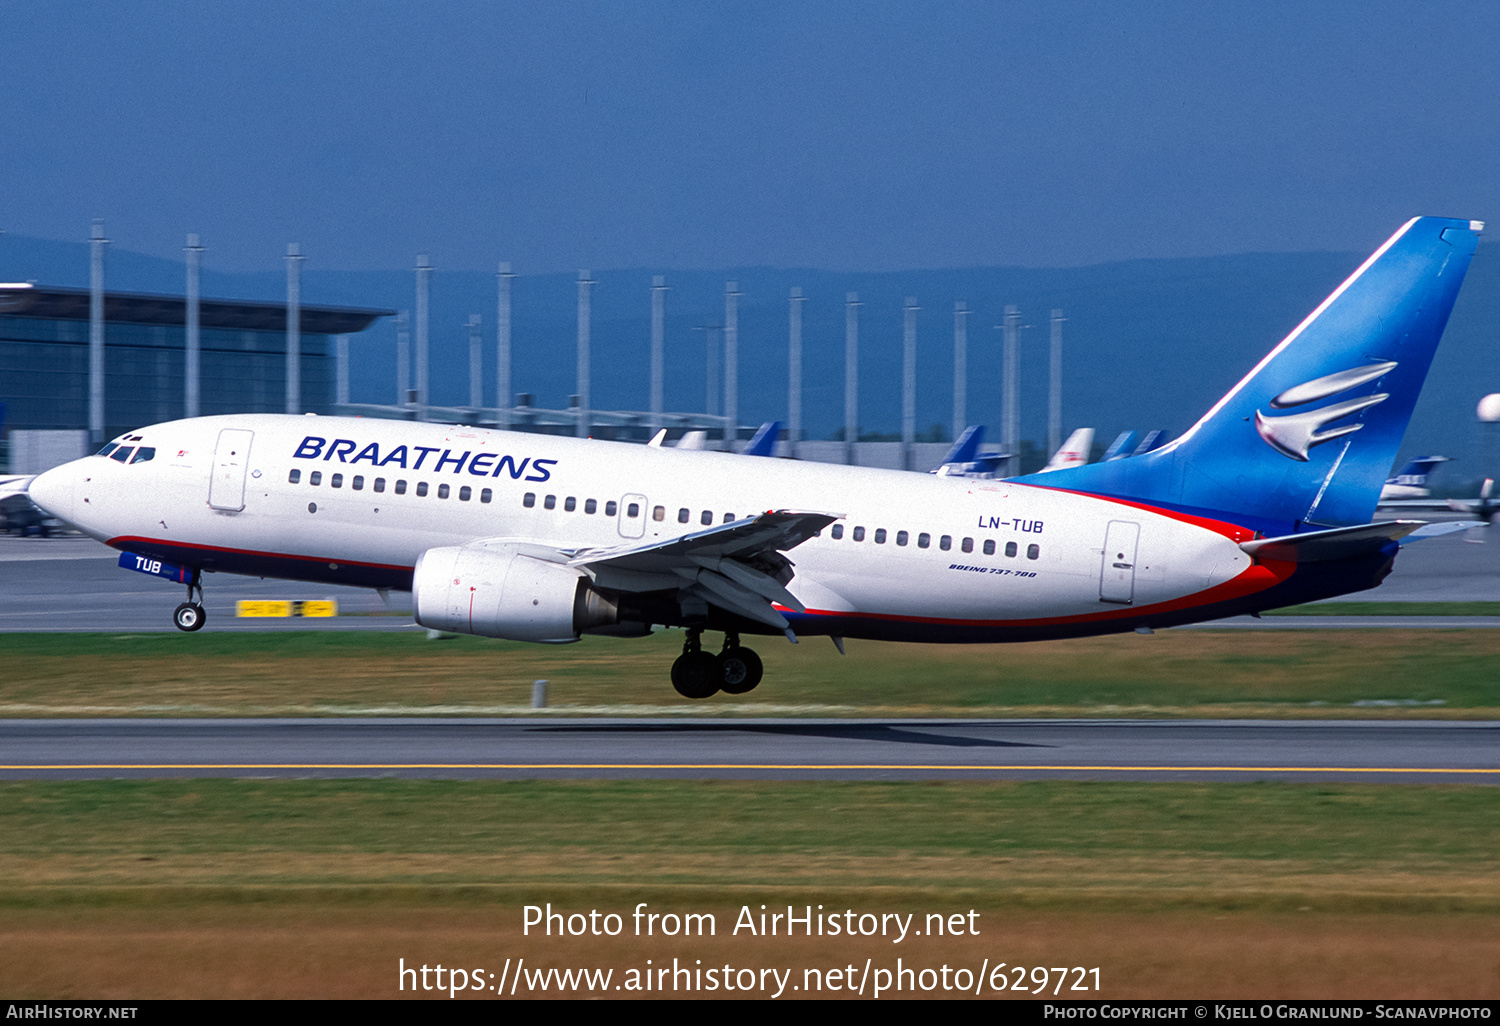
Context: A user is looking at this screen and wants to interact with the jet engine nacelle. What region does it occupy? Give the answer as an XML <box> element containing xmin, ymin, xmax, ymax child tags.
<box><xmin>412</xmin><ymin>542</ymin><xmax>621</xmax><ymax>643</ymax></box>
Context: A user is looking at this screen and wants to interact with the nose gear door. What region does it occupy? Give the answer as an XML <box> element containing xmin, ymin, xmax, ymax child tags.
<box><xmin>1099</xmin><ymin>520</ymin><xmax>1140</xmax><ymax>604</ymax></box>
<box><xmin>208</xmin><ymin>429</ymin><xmax>254</xmax><ymax>511</ymax></box>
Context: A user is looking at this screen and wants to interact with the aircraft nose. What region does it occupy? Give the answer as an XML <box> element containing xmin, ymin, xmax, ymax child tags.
<box><xmin>27</xmin><ymin>463</ymin><xmax>79</xmax><ymax>524</ymax></box>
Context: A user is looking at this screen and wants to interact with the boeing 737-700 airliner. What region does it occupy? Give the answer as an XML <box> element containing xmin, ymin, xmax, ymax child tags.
<box><xmin>25</xmin><ymin>216</ymin><xmax>1484</xmax><ymax>698</ymax></box>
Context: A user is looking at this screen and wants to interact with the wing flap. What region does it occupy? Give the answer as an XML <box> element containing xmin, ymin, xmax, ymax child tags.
<box><xmin>568</xmin><ymin>509</ymin><xmax>839</xmax><ymax>630</ymax></box>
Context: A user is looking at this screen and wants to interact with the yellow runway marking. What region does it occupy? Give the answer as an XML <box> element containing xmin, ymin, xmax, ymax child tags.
<box><xmin>0</xmin><ymin>763</ymin><xmax>1496</xmax><ymax>774</ymax></box>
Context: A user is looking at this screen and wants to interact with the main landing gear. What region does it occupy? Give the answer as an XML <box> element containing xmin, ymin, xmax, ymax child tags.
<box><xmin>173</xmin><ymin>568</ymin><xmax>206</xmax><ymax>632</ymax></box>
<box><xmin>671</xmin><ymin>630</ymin><xmax>763</xmax><ymax>700</ymax></box>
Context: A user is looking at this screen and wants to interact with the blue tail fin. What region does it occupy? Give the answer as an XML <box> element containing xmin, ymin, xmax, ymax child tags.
<box><xmin>1132</xmin><ymin>430</ymin><xmax>1167</xmax><ymax>456</ymax></box>
<box><xmin>1016</xmin><ymin>217</ymin><xmax>1483</xmax><ymax>532</ymax></box>
<box><xmin>1101</xmin><ymin>431</ymin><xmax>1138</xmax><ymax>461</ymax></box>
<box><xmin>743</xmin><ymin>421</ymin><xmax>782</xmax><ymax>457</ymax></box>
<box><xmin>940</xmin><ymin>425</ymin><xmax>986</xmax><ymax>466</ymax></box>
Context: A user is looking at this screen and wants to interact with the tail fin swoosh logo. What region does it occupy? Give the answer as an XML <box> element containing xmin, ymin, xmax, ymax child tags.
<box><xmin>1255</xmin><ymin>361</ymin><xmax>1397</xmax><ymax>461</ymax></box>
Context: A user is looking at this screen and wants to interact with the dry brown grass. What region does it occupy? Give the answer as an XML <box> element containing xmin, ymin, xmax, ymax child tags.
<box><xmin>3</xmin><ymin>897</ymin><xmax>1496</xmax><ymax>998</ymax></box>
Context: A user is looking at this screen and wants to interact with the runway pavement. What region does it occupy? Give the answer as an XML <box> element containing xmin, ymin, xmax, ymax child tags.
<box><xmin>1</xmin><ymin>718</ymin><xmax>1494</xmax><ymax>782</ymax></box>
<box><xmin>2</xmin><ymin>523</ymin><xmax>1499</xmax><ymax>633</ymax></box>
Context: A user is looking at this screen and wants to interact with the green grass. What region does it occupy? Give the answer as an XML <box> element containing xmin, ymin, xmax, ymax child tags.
<box><xmin>1267</xmin><ymin>602</ymin><xmax>1500</xmax><ymax>616</ymax></box>
<box><xmin>1</xmin><ymin>779</ymin><xmax>1495</xmax><ymax>911</ymax></box>
<box><xmin>2</xmin><ymin>629</ymin><xmax>1499</xmax><ymax>716</ymax></box>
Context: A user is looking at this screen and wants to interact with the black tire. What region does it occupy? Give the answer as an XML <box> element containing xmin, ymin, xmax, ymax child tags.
<box><xmin>671</xmin><ymin>651</ymin><xmax>720</xmax><ymax>699</ymax></box>
<box><xmin>173</xmin><ymin>602</ymin><xmax>207</xmax><ymax>632</ymax></box>
<box><xmin>717</xmin><ymin>647</ymin><xmax>763</xmax><ymax>694</ymax></box>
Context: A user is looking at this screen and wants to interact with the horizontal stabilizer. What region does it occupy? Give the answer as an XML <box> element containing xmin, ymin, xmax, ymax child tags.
<box><xmin>0</xmin><ymin>475</ymin><xmax>35</xmax><ymax>503</ymax></box>
<box><xmin>1240</xmin><ymin>520</ymin><xmax>1423</xmax><ymax>563</ymax></box>
<box><xmin>1399</xmin><ymin>521</ymin><xmax>1474</xmax><ymax>545</ymax></box>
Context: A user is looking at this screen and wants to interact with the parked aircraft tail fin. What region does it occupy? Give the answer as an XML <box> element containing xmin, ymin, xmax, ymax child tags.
<box><xmin>1037</xmin><ymin>427</ymin><xmax>1094</xmax><ymax>473</ymax></box>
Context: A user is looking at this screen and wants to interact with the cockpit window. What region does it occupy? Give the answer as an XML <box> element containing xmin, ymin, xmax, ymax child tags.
<box><xmin>130</xmin><ymin>447</ymin><xmax>156</xmax><ymax>464</ymax></box>
<box><xmin>109</xmin><ymin>447</ymin><xmax>135</xmax><ymax>464</ymax></box>
<box><xmin>96</xmin><ymin>443</ymin><xmax>119</xmax><ymax>458</ymax></box>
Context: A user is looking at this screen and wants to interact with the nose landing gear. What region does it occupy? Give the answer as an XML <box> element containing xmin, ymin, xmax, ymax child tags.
<box><xmin>670</xmin><ymin>629</ymin><xmax>764</xmax><ymax>699</ymax></box>
<box><xmin>172</xmin><ymin>568</ymin><xmax>206</xmax><ymax>632</ymax></box>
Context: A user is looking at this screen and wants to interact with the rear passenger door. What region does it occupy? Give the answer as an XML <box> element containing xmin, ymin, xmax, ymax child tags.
<box><xmin>1099</xmin><ymin>520</ymin><xmax>1140</xmax><ymax>604</ymax></box>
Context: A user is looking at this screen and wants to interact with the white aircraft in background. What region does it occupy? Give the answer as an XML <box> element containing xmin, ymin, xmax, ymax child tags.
<box><xmin>26</xmin><ymin>217</ymin><xmax>1484</xmax><ymax>698</ymax></box>
<box><xmin>1377</xmin><ymin>455</ymin><xmax>1451</xmax><ymax>501</ymax></box>
<box><xmin>931</xmin><ymin>425</ymin><xmax>1094</xmax><ymax>478</ymax></box>
<box><xmin>1037</xmin><ymin>428</ymin><xmax>1094</xmax><ymax>474</ymax></box>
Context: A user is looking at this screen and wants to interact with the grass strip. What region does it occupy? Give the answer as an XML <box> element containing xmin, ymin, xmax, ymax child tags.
<box><xmin>1</xmin><ymin>779</ymin><xmax>1495</xmax><ymax>912</ymax></box>
<box><xmin>1266</xmin><ymin>601</ymin><xmax>1500</xmax><ymax>616</ymax></box>
<box><xmin>2</xmin><ymin>629</ymin><xmax>1498</xmax><ymax>717</ymax></box>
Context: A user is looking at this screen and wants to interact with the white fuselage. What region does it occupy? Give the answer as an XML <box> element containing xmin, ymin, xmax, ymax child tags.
<box><xmin>29</xmin><ymin>414</ymin><xmax>1273</xmax><ymax>642</ymax></box>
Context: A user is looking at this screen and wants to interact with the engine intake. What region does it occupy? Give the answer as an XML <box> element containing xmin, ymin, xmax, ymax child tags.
<box><xmin>412</xmin><ymin>543</ymin><xmax>621</xmax><ymax>643</ymax></box>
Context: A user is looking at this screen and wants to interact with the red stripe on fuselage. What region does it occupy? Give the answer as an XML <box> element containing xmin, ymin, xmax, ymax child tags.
<box><xmin>1017</xmin><ymin>485</ymin><xmax>1260</xmax><ymax>542</ymax></box>
<box><xmin>784</xmin><ymin>559</ymin><xmax>1296</xmax><ymax>629</ymax></box>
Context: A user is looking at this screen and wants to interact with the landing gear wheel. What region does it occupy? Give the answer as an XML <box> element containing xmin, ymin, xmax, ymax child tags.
<box><xmin>173</xmin><ymin>602</ymin><xmax>206</xmax><ymax>632</ymax></box>
<box><xmin>717</xmin><ymin>646</ymin><xmax>763</xmax><ymax>694</ymax></box>
<box><xmin>671</xmin><ymin>651</ymin><xmax>720</xmax><ymax>699</ymax></box>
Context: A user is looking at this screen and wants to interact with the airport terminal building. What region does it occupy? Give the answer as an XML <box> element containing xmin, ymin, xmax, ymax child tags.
<box><xmin>0</xmin><ymin>284</ymin><xmax>391</xmax><ymax>456</ymax></box>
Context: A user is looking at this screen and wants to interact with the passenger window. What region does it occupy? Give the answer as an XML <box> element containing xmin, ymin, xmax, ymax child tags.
<box><xmin>416</xmin><ymin>481</ymin><xmax>428</xmax><ymax>497</ymax></box>
<box><xmin>1027</xmin><ymin>544</ymin><xmax>1040</xmax><ymax>560</ymax></box>
<box><xmin>653</xmin><ymin>506</ymin><xmax>665</xmax><ymax>522</ymax></box>
<box><xmin>480</xmin><ymin>488</ymin><xmax>492</xmax><ymax>503</ymax></box>
<box><xmin>130</xmin><ymin>447</ymin><xmax>155</xmax><ymax>464</ymax></box>
<box><xmin>896</xmin><ymin>530</ymin><xmax>908</xmax><ymax>546</ymax></box>
<box><xmin>309</xmin><ymin>471</ymin><xmax>322</xmax><ymax>486</ymax></box>
<box><xmin>438</xmin><ymin>484</ymin><xmax>450</xmax><ymax>499</ymax></box>
<box><xmin>459</xmin><ymin>485</ymin><xmax>471</xmax><ymax>501</ymax></box>
<box><xmin>1005</xmin><ymin>541</ymin><xmax>1017</xmax><ymax>557</ymax></box>
<box><xmin>331</xmin><ymin>474</ymin><xmax>343</xmax><ymax>488</ymax></box>
<box><xmin>831</xmin><ymin>524</ymin><xmax>844</xmax><ymax>540</ymax></box>
<box><xmin>523</xmin><ymin>492</ymin><xmax>535</xmax><ymax>507</ymax></box>
<box><xmin>961</xmin><ymin>537</ymin><xmax>973</xmax><ymax>553</ymax></box>
<box><xmin>874</xmin><ymin>528</ymin><xmax>886</xmax><ymax>544</ymax></box>
<box><xmin>585</xmin><ymin>499</ymin><xmax>597</xmax><ymax>514</ymax></box>
<box><xmin>723</xmin><ymin>513</ymin><xmax>734</xmax><ymax>523</ymax></box>
<box><xmin>917</xmin><ymin>532</ymin><xmax>930</xmax><ymax>549</ymax></box>
<box><xmin>544</xmin><ymin>494</ymin><xmax>556</xmax><ymax>509</ymax></box>
<box><xmin>606</xmin><ymin>501</ymin><xmax>618</xmax><ymax>516</ymax></box>
<box><xmin>373</xmin><ymin>478</ymin><xmax>385</xmax><ymax>493</ymax></box>
<box><xmin>940</xmin><ymin>535</ymin><xmax>952</xmax><ymax>551</ymax></box>
<box><xmin>700</xmin><ymin>510</ymin><xmax>712</xmax><ymax>525</ymax></box>
<box><xmin>565</xmin><ymin>496</ymin><xmax>577</xmax><ymax>512</ymax></box>
<box><xmin>395</xmin><ymin>480</ymin><xmax>407</xmax><ymax>495</ymax></box>
<box><xmin>678</xmin><ymin>508</ymin><xmax>690</xmax><ymax>524</ymax></box>
<box><xmin>288</xmin><ymin>469</ymin><xmax>301</xmax><ymax>484</ymax></box>
<box><xmin>352</xmin><ymin>475</ymin><xmax>364</xmax><ymax>491</ymax></box>
<box><xmin>853</xmin><ymin>526</ymin><xmax>865</xmax><ymax>542</ymax></box>
<box><xmin>983</xmin><ymin>539</ymin><xmax>995</xmax><ymax>556</ymax></box>
<box><xmin>627</xmin><ymin>503</ymin><xmax>640</xmax><ymax>518</ymax></box>
<box><xmin>110</xmin><ymin>447</ymin><xmax>134</xmax><ymax>463</ymax></box>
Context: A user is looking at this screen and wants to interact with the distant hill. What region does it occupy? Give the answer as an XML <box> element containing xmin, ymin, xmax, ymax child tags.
<box><xmin>3</xmin><ymin>232</ymin><xmax>1496</xmax><ymax>485</ymax></box>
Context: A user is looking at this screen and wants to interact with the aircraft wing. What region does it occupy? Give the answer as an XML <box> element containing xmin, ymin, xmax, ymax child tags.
<box><xmin>0</xmin><ymin>475</ymin><xmax>34</xmax><ymax>503</ymax></box>
<box><xmin>565</xmin><ymin>509</ymin><xmax>840</xmax><ymax>634</ymax></box>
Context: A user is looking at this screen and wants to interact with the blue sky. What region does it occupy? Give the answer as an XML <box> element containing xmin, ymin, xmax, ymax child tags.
<box><xmin>2</xmin><ymin>1</ymin><xmax>1497</xmax><ymax>273</ymax></box>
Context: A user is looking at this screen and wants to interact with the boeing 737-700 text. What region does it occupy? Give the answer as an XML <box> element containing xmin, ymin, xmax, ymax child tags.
<box><xmin>26</xmin><ymin>216</ymin><xmax>1484</xmax><ymax>698</ymax></box>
